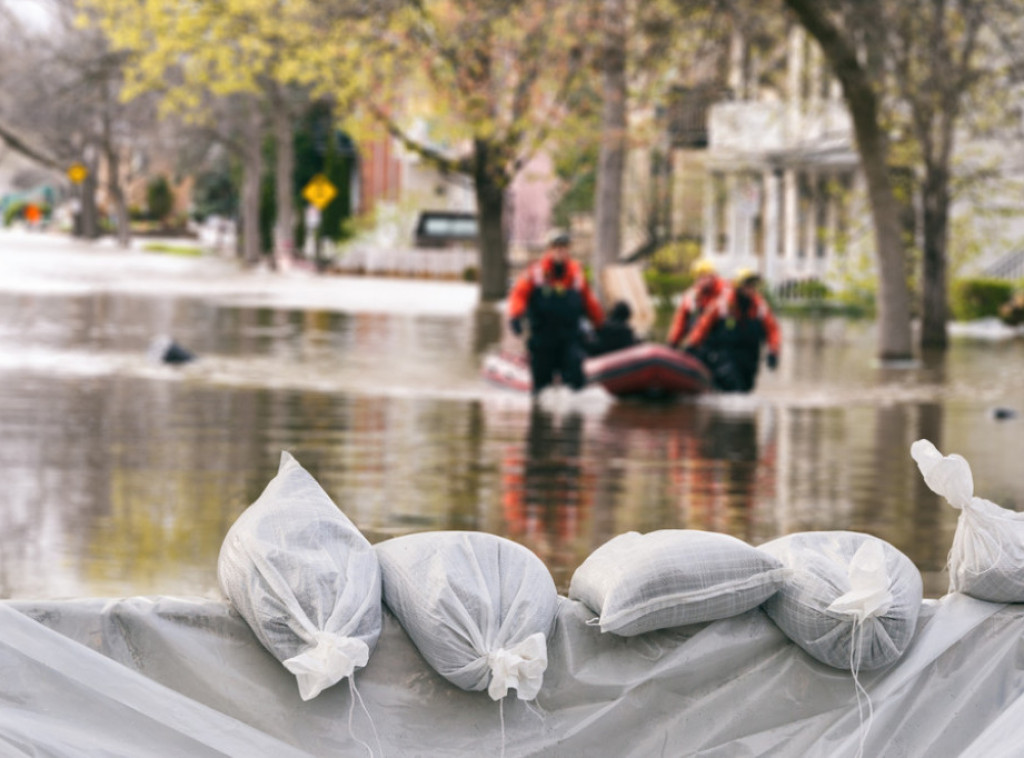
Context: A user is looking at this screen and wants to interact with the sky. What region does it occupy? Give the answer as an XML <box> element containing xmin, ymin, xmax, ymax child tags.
<box><xmin>2</xmin><ymin>0</ymin><xmax>54</xmax><ymax>32</ymax></box>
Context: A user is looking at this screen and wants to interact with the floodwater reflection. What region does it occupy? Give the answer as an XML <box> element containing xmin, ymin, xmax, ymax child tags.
<box><xmin>1</xmin><ymin>244</ymin><xmax>1022</xmax><ymax>601</ymax></box>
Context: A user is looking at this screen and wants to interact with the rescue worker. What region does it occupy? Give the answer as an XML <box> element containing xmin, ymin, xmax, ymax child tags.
<box><xmin>682</xmin><ymin>268</ymin><xmax>780</xmax><ymax>392</ymax></box>
<box><xmin>507</xmin><ymin>231</ymin><xmax>605</xmax><ymax>394</ymax></box>
<box><xmin>586</xmin><ymin>300</ymin><xmax>639</xmax><ymax>356</ymax></box>
<box><xmin>667</xmin><ymin>258</ymin><xmax>725</xmax><ymax>349</ymax></box>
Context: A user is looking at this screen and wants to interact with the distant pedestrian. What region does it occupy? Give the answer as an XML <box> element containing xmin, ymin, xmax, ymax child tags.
<box><xmin>507</xmin><ymin>230</ymin><xmax>604</xmax><ymax>394</ymax></box>
<box><xmin>683</xmin><ymin>268</ymin><xmax>780</xmax><ymax>392</ymax></box>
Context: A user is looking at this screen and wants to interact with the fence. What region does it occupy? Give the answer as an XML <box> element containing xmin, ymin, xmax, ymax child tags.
<box><xmin>331</xmin><ymin>245</ymin><xmax>478</xmax><ymax>279</ymax></box>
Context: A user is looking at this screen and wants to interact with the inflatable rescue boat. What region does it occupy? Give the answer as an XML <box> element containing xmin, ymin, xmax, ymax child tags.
<box><xmin>482</xmin><ymin>343</ymin><xmax>712</xmax><ymax>399</ymax></box>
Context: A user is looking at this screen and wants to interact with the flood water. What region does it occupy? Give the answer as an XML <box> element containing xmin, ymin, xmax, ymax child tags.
<box><xmin>1</xmin><ymin>232</ymin><xmax>1023</xmax><ymax>600</ymax></box>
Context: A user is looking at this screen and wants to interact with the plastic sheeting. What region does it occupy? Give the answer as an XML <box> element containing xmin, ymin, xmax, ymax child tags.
<box><xmin>4</xmin><ymin>593</ymin><xmax>1024</xmax><ymax>757</ymax></box>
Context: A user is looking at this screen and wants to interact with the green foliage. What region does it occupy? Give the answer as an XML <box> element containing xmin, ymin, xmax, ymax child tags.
<box><xmin>649</xmin><ymin>240</ymin><xmax>702</xmax><ymax>273</ymax></box>
<box><xmin>643</xmin><ymin>267</ymin><xmax>690</xmax><ymax>310</ymax></box>
<box><xmin>551</xmin><ymin>140</ymin><xmax>597</xmax><ymax>228</ymax></box>
<box><xmin>3</xmin><ymin>200</ymin><xmax>51</xmax><ymax>226</ymax></box>
<box><xmin>146</xmin><ymin>175</ymin><xmax>174</xmax><ymax>222</ymax></box>
<box><xmin>293</xmin><ymin>104</ymin><xmax>354</xmax><ymax>246</ymax></box>
<box><xmin>191</xmin><ymin>168</ymin><xmax>237</xmax><ymax>220</ymax></box>
<box><xmin>950</xmin><ymin>278</ymin><xmax>1014</xmax><ymax>321</ymax></box>
<box><xmin>142</xmin><ymin>242</ymin><xmax>203</xmax><ymax>257</ymax></box>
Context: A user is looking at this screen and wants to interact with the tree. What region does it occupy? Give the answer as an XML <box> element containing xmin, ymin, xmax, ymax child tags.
<box><xmin>592</xmin><ymin>0</ymin><xmax>628</xmax><ymax>302</ymax></box>
<box><xmin>783</xmin><ymin>0</ymin><xmax>914</xmax><ymax>361</ymax></box>
<box><xmin>884</xmin><ymin>1</ymin><xmax>1024</xmax><ymax>349</ymax></box>
<box><xmin>320</xmin><ymin>0</ymin><xmax>596</xmax><ymax>301</ymax></box>
<box><xmin>783</xmin><ymin>0</ymin><xmax>1024</xmax><ymax>355</ymax></box>
<box><xmin>0</xmin><ymin>0</ymin><xmax>153</xmax><ymax>245</ymax></box>
<box><xmin>81</xmin><ymin>0</ymin><xmax>329</xmax><ymax>263</ymax></box>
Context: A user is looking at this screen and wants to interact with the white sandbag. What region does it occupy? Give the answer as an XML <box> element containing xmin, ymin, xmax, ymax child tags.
<box><xmin>218</xmin><ymin>451</ymin><xmax>382</xmax><ymax>701</ymax></box>
<box><xmin>375</xmin><ymin>531</ymin><xmax>557</xmax><ymax>700</ymax></box>
<box><xmin>912</xmin><ymin>438</ymin><xmax>1024</xmax><ymax>602</ymax></box>
<box><xmin>568</xmin><ymin>529</ymin><xmax>790</xmax><ymax>636</ymax></box>
<box><xmin>759</xmin><ymin>531</ymin><xmax>922</xmax><ymax>670</ymax></box>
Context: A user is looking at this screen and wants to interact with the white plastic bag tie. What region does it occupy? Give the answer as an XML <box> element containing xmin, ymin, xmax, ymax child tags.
<box><xmin>283</xmin><ymin>631</ymin><xmax>370</xmax><ymax>701</ymax></box>
<box><xmin>486</xmin><ymin>632</ymin><xmax>548</xmax><ymax>701</ymax></box>
<box><xmin>910</xmin><ymin>439</ymin><xmax>974</xmax><ymax>510</ymax></box>
<box><xmin>827</xmin><ymin>540</ymin><xmax>893</xmax><ymax>622</ymax></box>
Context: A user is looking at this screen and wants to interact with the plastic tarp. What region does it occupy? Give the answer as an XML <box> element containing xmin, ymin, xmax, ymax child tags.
<box><xmin>4</xmin><ymin>593</ymin><xmax>1024</xmax><ymax>757</ymax></box>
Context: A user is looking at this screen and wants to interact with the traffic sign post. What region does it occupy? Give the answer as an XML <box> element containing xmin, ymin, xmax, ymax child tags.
<box><xmin>301</xmin><ymin>175</ymin><xmax>337</xmax><ymax>269</ymax></box>
<box><xmin>67</xmin><ymin>163</ymin><xmax>88</xmax><ymax>185</ymax></box>
<box><xmin>302</xmin><ymin>174</ymin><xmax>337</xmax><ymax>210</ymax></box>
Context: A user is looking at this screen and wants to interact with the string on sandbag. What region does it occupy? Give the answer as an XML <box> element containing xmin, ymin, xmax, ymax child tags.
<box><xmin>347</xmin><ymin>675</ymin><xmax>384</xmax><ymax>758</ymax></box>
<box><xmin>847</xmin><ymin>620</ymin><xmax>874</xmax><ymax>758</ymax></box>
<box><xmin>499</xmin><ymin>698</ymin><xmax>507</xmax><ymax>758</ymax></box>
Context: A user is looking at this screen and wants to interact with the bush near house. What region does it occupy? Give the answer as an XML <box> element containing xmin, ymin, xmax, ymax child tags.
<box><xmin>146</xmin><ymin>175</ymin><xmax>175</xmax><ymax>223</ymax></box>
<box><xmin>950</xmin><ymin>278</ymin><xmax>1014</xmax><ymax>321</ymax></box>
<box><xmin>998</xmin><ymin>290</ymin><xmax>1024</xmax><ymax>326</ymax></box>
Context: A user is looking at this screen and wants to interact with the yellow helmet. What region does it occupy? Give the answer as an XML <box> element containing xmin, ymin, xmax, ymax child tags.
<box><xmin>690</xmin><ymin>259</ymin><xmax>716</xmax><ymax>277</ymax></box>
<box><xmin>734</xmin><ymin>267</ymin><xmax>761</xmax><ymax>286</ymax></box>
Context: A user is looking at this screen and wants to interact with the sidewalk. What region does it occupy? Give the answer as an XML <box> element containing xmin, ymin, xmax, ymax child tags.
<box><xmin>0</xmin><ymin>229</ymin><xmax>483</xmax><ymax>317</ymax></box>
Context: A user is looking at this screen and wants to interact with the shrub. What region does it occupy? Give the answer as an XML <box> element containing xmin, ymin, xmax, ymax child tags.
<box><xmin>146</xmin><ymin>175</ymin><xmax>175</xmax><ymax>223</ymax></box>
<box><xmin>950</xmin><ymin>278</ymin><xmax>1014</xmax><ymax>321</ymax></box>
<box><xmin>644</xmin><ymin>268</ymin><xmax>690</xmax><ymax>309</ymax></box>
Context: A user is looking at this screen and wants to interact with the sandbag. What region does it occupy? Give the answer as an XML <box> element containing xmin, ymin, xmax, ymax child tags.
<box><xmin>759</xmin><ymin>531</ymin><xmax>922</xmax><ymax>670</ymax></box>
<box><xmin>217</xmin><ymin>451</ymin><xmax>382</xmax><ymax>700</ymax></box>
<box><xmin>912</xmin><ymin>438</ymin><xmax>1024</xmax><ymax>602</ymax></box>
<box><xmin>375</xmin><ymin>531</ymin><xmax>557</xmax><ymax>700</ymax></box>
<box><xmin>568</xmin><ymin>529</ymin><xmax>790</xmax><ymax>636</ymax></box>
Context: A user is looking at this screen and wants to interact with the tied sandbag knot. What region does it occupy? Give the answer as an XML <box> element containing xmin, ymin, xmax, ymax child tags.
<box><xmin>827</xmin><ymin>540</ymin><xmax>894</xmax><ymax>623</ymax></box>
<box><xmin>284</xmin><ymin>631</ymin><xmax>370</xmax><ymax>701</ymax></box>
<box><xmin>910</xmin><ymin>439</ymin><xmax>974</xmax><ymax>510</ymax></box>
<box><xmin>487</xmin><ymin>632</ymin><xmax>548</xmax><ymax>701</ymax></box>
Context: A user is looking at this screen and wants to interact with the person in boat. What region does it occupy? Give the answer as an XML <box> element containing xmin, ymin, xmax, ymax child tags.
<box><xmin>586</xmin><ymin>300</ymin><xmax>639</xmax><ymax>356</ymax></box>
<box><xmin>681</xmin><ymin>268</ymin><xmax>780</xmax><ymax>392</ymax></box>
<box><xmin>507</xmin><ymin>230</ymin><xmax>605</xmax><ymax>394</ymax></box>
<box><xmin>667</xmin><ymin>258</ymin><xmax>725</xmax><ymax>349</ymax></box>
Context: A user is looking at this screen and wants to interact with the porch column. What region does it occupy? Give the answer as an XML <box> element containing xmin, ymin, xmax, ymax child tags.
<box><xmin>782</xmin><ymin>167</ymin><xmax>798</xmax><ymax>278</ymax></box>
<box><xmin>763</xmin><ymin>168</ymin><xmax>780</xmax><ymax>284</ymax></box>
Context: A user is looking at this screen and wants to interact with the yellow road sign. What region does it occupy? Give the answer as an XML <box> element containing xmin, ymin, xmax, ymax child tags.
<box><xmin>67</xmin><ymin>163</ymin><xmax>88</xmax><ymax>184</ymax></box>
<box><xmin>302</xmin><ymin>174</ymin><xmax>337</xmax><ymax>210</ymax></box>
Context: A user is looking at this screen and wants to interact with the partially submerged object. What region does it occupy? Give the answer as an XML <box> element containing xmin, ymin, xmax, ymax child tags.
<box><xmin>482</xmin><ymin>343</ymin><xmax>711</xmax><ymax>399</ymax></box>
<box><xmin>148</xmin><ymin>335</ymin><xmax>196</xmax><ymax>365</ymax></box>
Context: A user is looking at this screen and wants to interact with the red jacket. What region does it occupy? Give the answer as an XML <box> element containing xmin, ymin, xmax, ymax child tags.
<box><xmin>667</xmin><ymin>276</ymin><xmax>725</xmax><ymax>347</ymax></box>
<box><xmin>507</xmin><ymin>254</ymin><xmax>604</xmax><ymax>327</ymax></box>
<box><xmin>684</xmin><ymin>286</ymin><xmax>781</xmax><ymax>354</ymax></box>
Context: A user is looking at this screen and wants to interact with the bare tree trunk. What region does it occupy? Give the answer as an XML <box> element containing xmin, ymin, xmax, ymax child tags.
<box><xmin>240</xmin><ymin>118</ymin><xmax>264</xmax><ymax>265</ymax></box>
<box><xmin>106</xmin><ymin>147</ymin><xmax>130</xmax><ymax>248</ymax></box>
<box><xmin>473</xmin><ymin>139</ymin><xmax>510</xmax><ymax>301</ymax></box>
<box><xmin>592</xmin><ymin>0</ymin><xmax>628</xmax><ymax>304</ymax></box>
<box><xmin>271</xmin><ymin>97</ymin><xmax>295</xmax><ymax>260</ymax></box>
<box><xmin>920</xmin><ymin>166</ymin><xmax>950</xmax><ymax>348</ymax></box>
<box><xmin>101</xmin><ymin>86</ymin><xmax>131</xmax><ymax>249</ymax></box>
<box><xmin>79</xmin><ymin>167</ymin><xmax>100</xmax><ymax>239</ymax></box>
<box><xmin>785</xmin><ymin>0</ymin><xmax>913</xmax><ymax>361</ymax></box>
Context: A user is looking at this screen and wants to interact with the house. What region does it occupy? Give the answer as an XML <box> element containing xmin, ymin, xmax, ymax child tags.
<box><xmin>679</xmin><ymin>23</ymin><xmax>1024</xmax><ymax>290</ymax></box>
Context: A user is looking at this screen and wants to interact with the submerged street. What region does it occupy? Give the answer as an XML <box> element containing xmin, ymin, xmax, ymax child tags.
<box><xmin>1</xmin><ymin>230</ymin><xmax>1023</xmax><ymax>599</ymax></box>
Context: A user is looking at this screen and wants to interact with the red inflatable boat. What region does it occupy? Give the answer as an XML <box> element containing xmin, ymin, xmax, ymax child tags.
<box><xmin>482</xmin><ymin>343</ymin><xmax>712</xmax><ymax>399</ymax></box>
